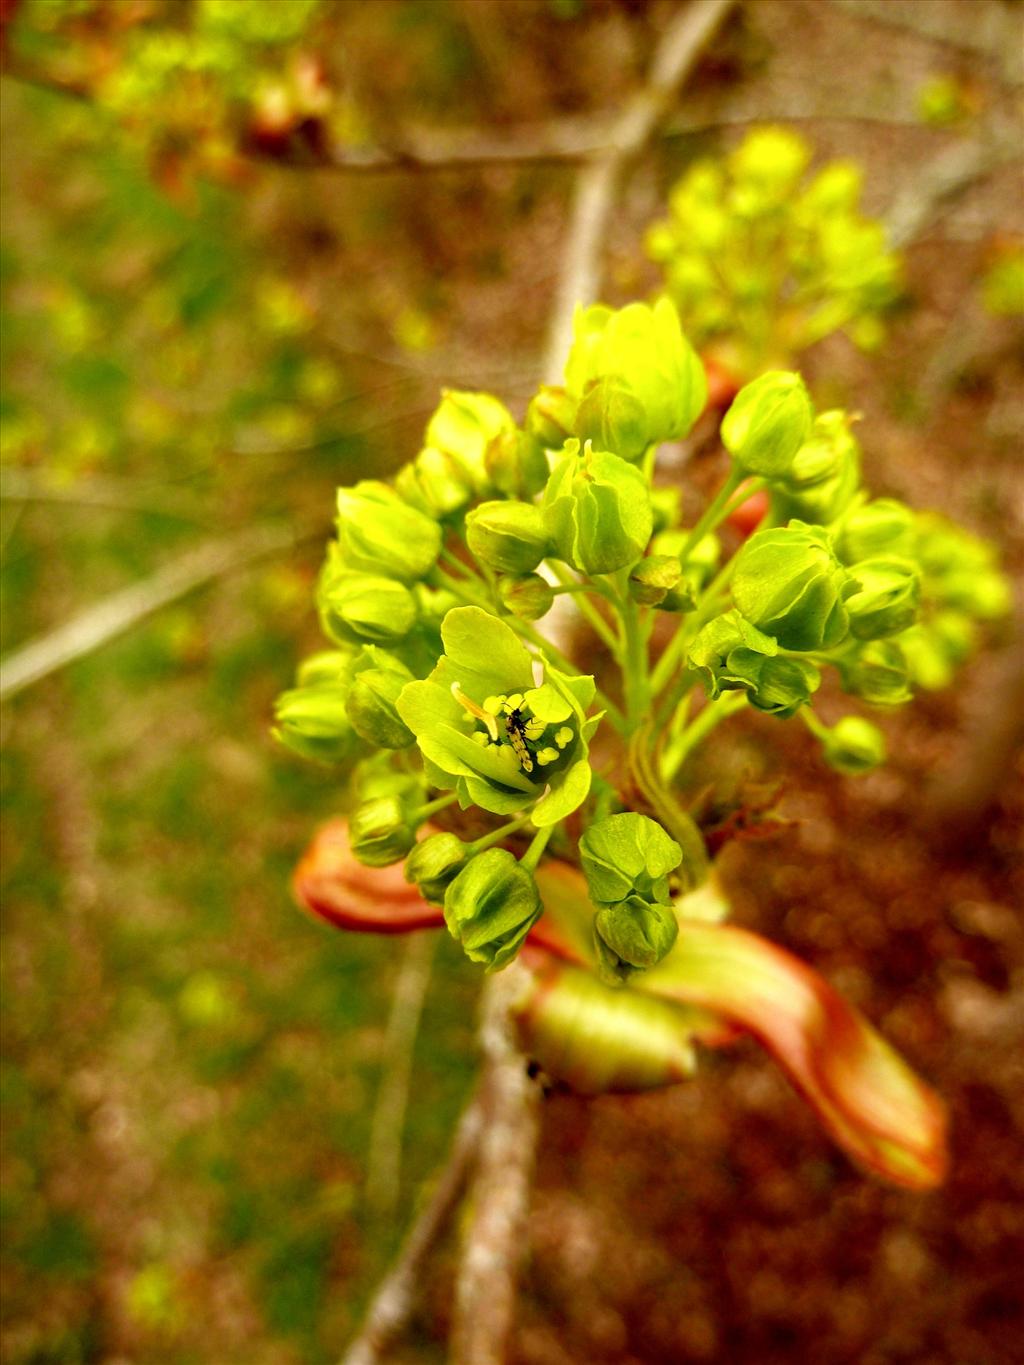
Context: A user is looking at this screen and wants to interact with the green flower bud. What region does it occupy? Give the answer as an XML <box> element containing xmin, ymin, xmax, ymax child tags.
<box><xmin>318</xmin><ymin>560</ymin><xmax>419</xmax><ymax>647</ymax></box>
<box><xmin>498</xmin><ymin>573</ymin><xmax>555</xmax><ymax>621</ymax></box>
<box><xmin>629</xmin><ymin>554</ymin><xmax>683</xmax><ymax>607</ymax></box>
<box><xmin>799</xmin><ymin>161</ymin><xmax>863</xmax><ymax>217</ymax></box>
<box><xmin>651</xmin><ymin>529</ymin><xmax>720</xmax><ymax>583</ymax></box>
<box><xmin>443</xmin><ymin>847</ymin><xmax>542</xmax><ymax>970</ymax></box>
<box><xmin>894</xmin><ymin>626</ymin><xmax>954</xmax><ymax>692</ymax></box>
<box><xmin>594</xmin><ymin>895</ymin><xmax>679</xmax><ymax>982</ymax></box>
<box><xmin>689</xmin><ymin>610</ymin><xmax>779</xmax><ymax>698</ymax></box>
<box><xmin>355</xmin><ymin>755</ymin><xmax>424</xmax><ymax>807</ymax></box>
<box><xmin>575</xmin><ymin>376</ymin><xmax>651</xmax><ymax>463</ymax></box>
<box><xmin>346</xmin><ymin>659</ymin><xmax>415</xmax><ymax>749</ymax></box>
<box><xmin>335</xmin><ymin>481</ymin><xmax>441</xmax><ymax>582</ymax></box>
<box><xmin>732</xmin><ymin>523</ymin><xmax>851</xmax><ymax>650</ymax></box>
<box><xmin>579</xmin><ymin>812</ymin><xmax>682</xmax><ymax>906</ymax></box>
<box><xmin>832</xmin><ymin>638</ymin><xmax>913</xmax><ymax>706</ymax></box>
<box><xmin>820</xmin><ymin>716</ymin><xmax>886</xmax><ymax>775</ymax></box>
<box><xmin>845</xmin><ymin>557</ymin><xmax>920</xmax><ymax>640</ymax></box>
<box><xmin>395</xmin><ymin>447</ymin><xmax>475</xmax><ymax>519</ymax></box>
<box><xmin>835</xmin><ymin>498</ymin><xmax>915</xmax><ymax>564</ymax></box>
<box><xmin>465</xmin><ymin>499</ymin><xmax>551</xmax><ymax>576</ymax></box>
<box><xmin>526</xmin><ymin>385</ymin><xmax>576</xmax><ymax>447</ymax></box>
<box><xmin>349</xmin><ymin>795</ymin><xmax>417</xmax><ymax>868</ymax></box>
<box><xmin>771</xmin><ymin>412</ymin><xmax>861</xmax><ymax>525</ymax></box>
<box><xmin>565</xmin><ymin>298</ymin><xmax>707</xmax><ymax>459</ymax></box>
<box><xmin>295</xmin><ymin>649</ymin><xmax>355</xmax><ymax>686</ymax></box>
<box><xmin>720</xmin><ymin>371</ymin><xmax>813</xmax><ymax>479</ymax></box>
<box><xmin>404</xmin><ymin>832</ymin><xmax>468</xmax><ymax>905</ymax></box>
<box><xmin>425</xmin><ymin>389</ymin><xmax>516</xmax><ymax>496</ymax></box>
<box><xmin>484</xmin><ymin>429</ymin><xmax>549</xmax><ymax>500</ymax></box>
<box><xmin>721</xmin><ymin>649</ymin><xmax>820</xmax><ymax>718</ymax></box>
<box><xmin>932</xmin><ymin>610</ymin><xmax>977</xmax><ymax>665</ymax></box>
<box><xmin>728</xmin><ymin>126</ymin><xmax>811</xmax><ymax>204</ymax></box>
<box><xmin>544</xmin><ymin>441</ymin><xmax>653</xmax><ymax>575</ymax></box>
<box><xmin>273</xmin><ymin>683</ymin><xmax>363</xmax><ymax>765</ymax></box>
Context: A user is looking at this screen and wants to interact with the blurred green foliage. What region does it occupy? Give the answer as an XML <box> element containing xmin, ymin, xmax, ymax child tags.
<box><xmin>0</xmin><ymin>11</ymin><xmax>493</xmax><ymax>1358</ymax></box>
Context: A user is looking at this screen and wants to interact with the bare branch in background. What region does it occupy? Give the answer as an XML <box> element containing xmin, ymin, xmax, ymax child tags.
<box><xmin>543</xmin><ymin>0</ymin><xmax>738</xmax><ymax>381</ymax></box>
<box><xmin>829</xmin><ymin>0</ymin><xmax>1024</xmax><ymax>87</ymax></box>
<box><xmin>364</xmin><ymin>932</ymin><xmax>437</xmax><ymax>1222</ymax></box>
<box><xmin>885</xmin><ymin>132</ymin><xmax>1022</xmax><ymax>247</ymax></box>
<box><xmin>451</xmin><ymin>966</ymin><xmax>543</xmax><ymax>1365</ymax></box>
<box><xmin>340</xmin><ymin>1094</ymin><xmax>484</xmax><ymax>1365</ymax></box>
<box><xmin>0</xmin><ymin>521</ymin><xmax>323</xmax><ymax>703</ymax></box>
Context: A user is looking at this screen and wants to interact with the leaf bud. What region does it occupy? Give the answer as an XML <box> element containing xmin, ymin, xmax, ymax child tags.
<box><xmin>465</xmin><ymin>499</ymin><xmax>551</xmax><ymax>575</ymax></box>
<box><xmin>349</xmin><ymin>795</ymin><xmax>417</xmax><ymax>868</ymax></box>
<box><xmin>543</xmin><ymin>441</ymin><xmax>653</xmax><ymax>575</ymax></box>
<box><xmin>498</xmin><ymin>573</ymin><xmax>555</xmax><ymax>621</ymax></box>
<box><xmin>565</xmin><ymin>298</ymin><xmax>707</xmax><ymax>459</ymax></box>
<box><xmin>629</xmin><ymin>554</ymin><xmax>683</xmax><ymax>607</ymax></box>
<box><xmin>404</xmin><ymin>832</ymin><xmax>468</xmax><ymax>905</ymax></box>
<box><xmin>442</xmin><ymin>847</ymin><xmax>542</xmax><ymax>970</ymax></box>
<box><xmin>845</xmin><ymin>557</ymin><xmax>920</xmax><ymax>640</ymax></box>
<box><xmin>835</xmin><ymin>498</ymin><xmax>915</xmax><ymax>564</ymax></box>
<box><xmin>594</xmin><ymin>895</ymin><xmax>679</xmax><ymax>982</ymax></box>
<box><xmin>720</xmin><ymin>371</ymin><xmax>813</xmax><ymax>479</ymax></box>
<box><xmin>318</xmin><ymin>558</ymin><xmax>419</xmax><ymax>647</ymax></box>
<box><xmin>732</xmin><ymin>522</ymin><xmax>852</xmax><ymax>650</ymax></box>
<box><xmin>335</xmin><ymin>481</ymin><xmax>441</xmax><ymax>582</ymax></box>
<box><xmin>819</xmin><ymin>716</ymin><xmax>886</xmax><ymax>775</ymax></box>
<box><xmin>273</xmin><ymin>683</ymin><xmax>364</xmax><ymax>765</ymax></box>
<box><xmin>345</xmin><ymin>655</ymin><xmax>415</xmax><ymax>749</ymax></box>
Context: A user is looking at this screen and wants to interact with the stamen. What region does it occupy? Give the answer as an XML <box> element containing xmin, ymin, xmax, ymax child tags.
<box><xmin>451</xmin><ymin>682</ymin><xmax>499</xmax><ymax>741</ymax></box>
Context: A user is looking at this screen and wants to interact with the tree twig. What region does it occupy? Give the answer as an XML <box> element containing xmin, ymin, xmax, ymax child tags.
<box><xmin>340</xmin><ymin>1093</ymin><xmax>484</xmax><ymax>1365</ymax></box>
<box><xmin>543</xmin><ymin>0</ymin><xmax>737</xmax><ymax>381</ymax></box>
<box><xmin>0</xmin><ymin>520</ymin><xmax>323</xmax><ymax>702</ymax></box>
<box><xmin>451</xmin><ymin>966</ymin><xmax>542</xmax><ymax>1365</ymax></box>
<box><xmin>885</xmin><ymin>131</ymin><xmax>1021</xmax><ymax>247</ymax></box>
<box><xmin>364</xmin><ymin>931</ymin><xmax>437</xmax><ymax>1223</ymax></box>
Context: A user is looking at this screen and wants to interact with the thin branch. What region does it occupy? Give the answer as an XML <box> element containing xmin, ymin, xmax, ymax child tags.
<box><xmin>828</xmin><ymin>0</ymin><xmax>1024</xmax><ymax>86</ymax></box>
<box><xmin>0</xmin><ymin>520</ymin><xmax>323</xmax><ymax>702</ymax></box>
<box><xmin>364</xmin><ymin>931</ymin><xmax>437</xmax><ymax>1223</ymax></box>
<box><xmin>885</xmin><ymin>131</ymin><xmax>1021</xmax><ymax>247</ymax></box>
<box><xmin>340</xmin><ymin>1093</ymin><xmax>485</xmax><ymax>1365</ymax></box>
<box><xmin>0</xmin><ymin>468</ymin><xmax>210</xmax><ymax>523</ymax></box>
<box><xmin>451</xmin><ymin>966</ymin><xmax>543</xmax><ymax>1365</ymax></box>
<box><xmin>543</xmin><ymin>0</ymin><xmax>737</xmax><ymax>382</ymax></box>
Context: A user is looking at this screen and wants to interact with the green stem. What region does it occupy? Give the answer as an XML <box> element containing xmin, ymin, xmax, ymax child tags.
<box><xmin>659</xmin><ymin>692</ymin><xmax>747</xmax><ymax>783</ymax></box>
<box><xmin>627</xmin><ymin>726</ymin><xmax>708</xmax><ymax>890</ymax></box>
<box><xmin>416</xmin><ymin>792</ymin><xmax>459</xmax><ymax>821</ymax></box>
<box><xmin>546</xmin><ymin>562</ymin><xmax>621</xmax><ymax>658</ymax></box>
<box><xmin>617</xmin><ymin>569</ymin><xmax>649</xmax><ymax>733</ymax></box>
<box><xmin>467</xmin><ymin>814</ymin><xmax>533</xmax><ymax>855</ymax></box>
<box><xmin>799</xmin><ymin>708</ymin><xmax>830</xmax><ymax>741</ymax></box>
<box><xmin>519</xmin><ymin>823</ymin><xmax>554</xmax><ymax>873</ymax></box>
<box><xmin>676</xmin><ymin>468</ymin><xmax>744</xmax><ymax>564</ymax></box>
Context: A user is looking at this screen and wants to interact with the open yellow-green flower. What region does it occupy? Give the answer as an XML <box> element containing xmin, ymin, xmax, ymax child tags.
<box><xmin>396</xmin><ymin>606</ymin><xmax>600</xmax><ymax>827</ymax></box>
